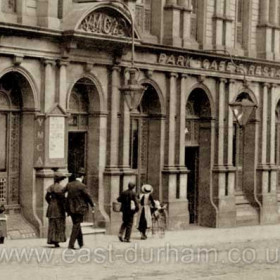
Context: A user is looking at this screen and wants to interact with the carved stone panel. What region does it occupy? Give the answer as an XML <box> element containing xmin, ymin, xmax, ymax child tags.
<box><xmin>78</xmin><ymin>9</ymin><xmax>132</xmax><ymax>38</ymax></box>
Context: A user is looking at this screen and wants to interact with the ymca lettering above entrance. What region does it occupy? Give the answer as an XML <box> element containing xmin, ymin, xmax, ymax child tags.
<box><xmin>78</xmin><ymin>8</ymin><xmax>132</xmax><ymax>38</ymax></box>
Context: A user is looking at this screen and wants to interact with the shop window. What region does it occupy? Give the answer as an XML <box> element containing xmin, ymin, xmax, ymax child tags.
<box><xmin>130</xmin><ymin>119</ymin><xmax>139</xmax><ymax>169</ymax></box>
<box><xmin>136</xmin><ymin>0</ymin><xmax>151</xmax><ymax>33</ymax></box>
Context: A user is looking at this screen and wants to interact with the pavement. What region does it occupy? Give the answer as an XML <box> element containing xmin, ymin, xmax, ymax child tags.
<box><xmin>2</xmin><ymin>224</ymin><xmax>280</xmax><ymax>280</ymax></box>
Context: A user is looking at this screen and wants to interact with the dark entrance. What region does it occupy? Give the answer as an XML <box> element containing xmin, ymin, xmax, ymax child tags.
<box><xmin>185</xmin><ymin>147</ymin><xmax>199</xmax><ymax>224</ymax></box>
<box><xmin>68</xmin><ymin>132</ymin><xmax>86</xmax><ymax>182</ymax></box>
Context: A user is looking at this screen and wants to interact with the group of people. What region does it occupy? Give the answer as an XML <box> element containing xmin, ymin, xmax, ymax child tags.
<box><xmin>117</xmin><ymin>182</ymin><xmax>158</xmax><ymax>242</ymax></box>
<box><xmin>45</xmin><ymin>168</ymin><xmax>94</xmax><ymax>249</ymax></box>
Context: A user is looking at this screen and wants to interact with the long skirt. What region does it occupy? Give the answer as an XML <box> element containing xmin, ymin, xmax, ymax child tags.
<box><xmin>47</xmin><ymin>217</ymin><xmax>66</xmax><ymax>244</ymax></box>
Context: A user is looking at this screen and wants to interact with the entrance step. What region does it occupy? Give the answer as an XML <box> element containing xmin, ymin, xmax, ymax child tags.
<box><xmin>81</xmin><ymin>222</ymin><xmax>106</xmax><ymax>235</ymax></box>
<box><xmin>7</xmin><ymin>213</ymin><xmax>37</xmax><ymax>240</ymax></box>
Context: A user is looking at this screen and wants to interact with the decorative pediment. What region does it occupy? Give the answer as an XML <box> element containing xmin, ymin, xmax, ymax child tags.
<box><xmin>77</xmin><ymin>8</ymin><xmax>132</xmax><ymax>38</ymax></box>
<box><xmin>46</xmin><ymin>103</ymin><xmax>67</xmax><ymax>117</ymax></box>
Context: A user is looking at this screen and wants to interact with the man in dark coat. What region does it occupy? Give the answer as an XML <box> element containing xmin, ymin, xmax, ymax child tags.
<box><xmin>64</xmin><ymin>168</ymin><xmax>94</xmax><ymax>249</ymax></box>
<box><xmin>117</xmin><ymin>182</ymin><xmax>139</xmax><ymax>242</ymax></box>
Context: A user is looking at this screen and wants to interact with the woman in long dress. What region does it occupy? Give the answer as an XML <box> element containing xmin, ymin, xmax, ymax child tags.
<box><xmin>45</xmin><ymin>172</ymin><xmax>67</xmax><ymax>248</ymax></box>
<box><xmin>137</xmin><ymin>184</ymin><xmax>155</xmax><ymax>240</ymax></box>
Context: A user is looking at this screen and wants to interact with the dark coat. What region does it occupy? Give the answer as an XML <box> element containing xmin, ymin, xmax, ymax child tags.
<box><xmin>45</xmin><ymin>183</ymin><xmax>66</xmax><ymax>218</ymax></box>
<box><xmin>117</xmin><ymin>189</ymin><xmax>139</xmax><ymax>214</ymax></box>
<box><xmin>64</xmin><ymin>180</ymin><xmax>94</xmax><ymax>215</ymax></box>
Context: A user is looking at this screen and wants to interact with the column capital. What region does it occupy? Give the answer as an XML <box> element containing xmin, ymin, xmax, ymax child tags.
<box><xmin>111</xmin><ymin>65</ymin><xmax>122</xmax><ymax>72</ymax></box>
<box><xmin>270</xmin><ymin>83</ymin><xmax>278</xmax><ymax>89</ymax></box>
<box><xmin>43</xmin><ymin>59</ymin><xmax>55</xmax><ymax>66</ymax></box>
<box><xmin>57</xmin><ymin>59</ymin><xmax>69</xmax><ymax>67</ymax></box>
<box><xmin>229</xmin><ymin>79</ymin><xmax>236</xmax><ymax>84</ymax></box>
<box><xmin>145</xmin><ymin>69</ymin><xmax>154</xmax><ymax>79</ymax></box>
<box><xmin>180</xmin><ymin>73</ymin><xmax>189</xmax><ymax>79</ymax></box>
<box><xmin>219</xmin><ymin>78</ymin><xmax>227</xmax><ymax>84</ymax></box>
<box><xmin>169</xmin><ymin>72</ymin><xmax>179</xmax><ymax>79</ymax></box>
<box><xmin>262</xmin><ymin>82</ymin><xmax>270</xmax><ymax>88</ymax></box>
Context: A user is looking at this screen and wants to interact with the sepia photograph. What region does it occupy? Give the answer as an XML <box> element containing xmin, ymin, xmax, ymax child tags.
<box><xmin>1</xmin><ymin>0</ymin><xmax>280</xmax><ymax>279</ymax></box>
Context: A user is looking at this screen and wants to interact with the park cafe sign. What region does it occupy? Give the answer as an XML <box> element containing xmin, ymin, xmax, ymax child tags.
<box><xmin>158</xmin><ymin>53</ymin><xmax>280</xmax><ymax>79</ymax></box>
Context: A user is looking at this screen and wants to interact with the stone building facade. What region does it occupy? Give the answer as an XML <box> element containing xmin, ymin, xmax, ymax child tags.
<box><xmin>1</xmin><ymin>0</ymin><xmax>280</xmax><ymax>236</ymax></box>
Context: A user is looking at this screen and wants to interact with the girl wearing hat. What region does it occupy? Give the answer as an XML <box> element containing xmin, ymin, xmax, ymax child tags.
<box><xmin>137</xmin><ymin>184</ymin><xmax>155</xmax><ymax>240</ymax></box>
<box><xmin>45</xmin><ymin>172</ymin><xmax>67</xmax><ymax>248</ymax></box>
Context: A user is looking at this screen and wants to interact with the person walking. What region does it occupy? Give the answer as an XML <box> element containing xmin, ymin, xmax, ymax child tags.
<box><xmin>45</xmin><ymin>172</ymin><xmax>67</xmax><ymax>248</ymax></box>
<box><xmin>117</xmin><ymin>182</ymin><xmax>139</xmax><ymax>242</ymax></box>
<box><xmin>64</xmin><ymin>168</ymin><xmax>94</xmax><ymax>250</ymax></box>
<box><xmin>137</xmin><ymin>184</ymin><xmax>155</xmax><ymax>240</ymax></box>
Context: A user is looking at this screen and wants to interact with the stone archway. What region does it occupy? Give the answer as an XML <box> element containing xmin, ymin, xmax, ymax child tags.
<box><xmin>0</xmin><ymin>71</ymin><xmax>38</xmax><ymax>238</ymax></box>
<box><xmin>185</xmin><ymin>87</ymin><xmax>213</xmax><ymax>226</ymax></box>
<box><xmin>67</xmin><ymin>76</ymin><xmax>108</xmax><ymax>224</ymax></box>
<box><xmin>130</xmin><ymin>83</ymin><xmax>163</xmax><ymax>199</ymax></box>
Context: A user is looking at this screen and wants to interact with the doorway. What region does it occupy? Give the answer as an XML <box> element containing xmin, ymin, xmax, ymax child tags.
<box><xmin>68</xmin><ymin>132</ymin><xmax>86</xmax><ymax>182</ymax></box>
<box><xmin>185</xmin><ymin>147</ymin><xmax>199</xmax><ymax>224</ymax></box>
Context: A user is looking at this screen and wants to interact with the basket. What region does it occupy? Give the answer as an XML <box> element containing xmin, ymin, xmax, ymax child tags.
<box><xmin>112</xmin><ymin>201</ymin><xmax>121</xmax><ymax>212</ymax></box>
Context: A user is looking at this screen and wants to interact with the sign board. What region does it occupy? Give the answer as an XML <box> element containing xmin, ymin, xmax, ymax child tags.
<box><xmin>49</xmin><ymin>117</ymin><xmax>65</xmax><ymax>159</ymax></box>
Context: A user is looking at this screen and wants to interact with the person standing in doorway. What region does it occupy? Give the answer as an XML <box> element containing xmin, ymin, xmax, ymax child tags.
<box><xmin>117</xmin><ymin>182</ymin><xmax>139</xmax><ymax>242</ymax></box>
<box><xmin>64</xmin><ymin>168</ymin><xmax>94</xmax><ymax>250</ymax></box>
<box><xmin>45</xmin><ymin>172</ymin><xmax>67</xmax><ymax>248</ymax></box>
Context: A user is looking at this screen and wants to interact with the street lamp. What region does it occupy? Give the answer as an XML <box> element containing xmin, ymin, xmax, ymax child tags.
<box><xmin>229</xmin><ymin>98</ymin><xmax>257</xmax><ymax>127</ymax></box>
<box><xmin>105</xmin><ymin>0</ymin><xmax>145</xmax><ymax>112</ymax></box>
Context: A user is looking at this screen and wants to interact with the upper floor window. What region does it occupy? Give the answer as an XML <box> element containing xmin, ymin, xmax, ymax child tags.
<box><xmin>136</xmin><ymin>0</ymin><xmax>151</xmax><ymax>33</ymax></box>
<box><xmin>236</xmin><ymin>0</ymin><xmax>244</xmax><ymax>47</ymax></box>
<box><xmin>2</xmin><ymin>0</ymin><xmax>16</xmax><ymax>13</ymax></box>
<box><xmin>191</xmin><ymin>0</ymin><xmax>198</xmax><ymax>40</ymax></box>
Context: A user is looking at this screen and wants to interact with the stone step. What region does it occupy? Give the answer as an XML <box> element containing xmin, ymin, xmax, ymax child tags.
<box><xmin>81</xmin><ymin>222</ymin><xmax>94</xmax><ymax>227</ymax></box>
<box><xmin>82</xmin><ymin>227</ymin><xmax>106</xmax><ymax>235</ymax></box>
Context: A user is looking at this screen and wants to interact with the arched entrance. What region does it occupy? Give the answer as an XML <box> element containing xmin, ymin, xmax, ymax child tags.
<box><xmin>185</xmin><ymin>88</ymin><xmax>212</xmax><ymax>225</ymax></box>
<box><xmin>232</xmin><ymin>92</ymin><xmax>259</xmax><ymax>225</ymax></box>
<box><xmin>0</xmin><ymin>73</ymin><xmax>22</xmax><ymax>206</ymax></box>
<box><xmin>130</xmin><ymin>83</ymin><xmax>162</xmax><ymax>198</ymax></box>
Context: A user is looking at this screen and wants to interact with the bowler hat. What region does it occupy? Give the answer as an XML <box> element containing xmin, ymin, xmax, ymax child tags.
<box><xmin>54</xmin><ymin>172</ymin><xmax>66</xmax><ymax>181</ymax></box>
<box><xmin>77</xmin><ymin>167</ymin><xmax>86</xmax><ymax>176</ymax></box>
<box><xmin>141</xmin><ymin>184</ymin><xmax>153</xmax><ymax>193</ymax></box>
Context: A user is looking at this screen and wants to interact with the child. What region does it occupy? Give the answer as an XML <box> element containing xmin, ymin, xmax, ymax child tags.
<box><xmin>0</xmin><ymin>204</ymin><xmax>7</xmax><ymax>244</ymax></box>
<box><xmin>151</xmin><ymin>200</ymin><xmax>167</xmax><ymax>238</ymax></box>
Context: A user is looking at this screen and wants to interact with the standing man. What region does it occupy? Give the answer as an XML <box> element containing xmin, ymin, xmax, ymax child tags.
<box><xmin>117</xmin><ymin>182</ymin><xmax>139</xmax><ymax>242</ymax></box>
<box><xmin>65</xmin><ymin>167</ymin><xmax>94</xmax><ymax>250</ymax></box>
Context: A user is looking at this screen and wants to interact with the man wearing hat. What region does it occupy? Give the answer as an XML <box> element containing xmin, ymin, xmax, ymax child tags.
<box><xmin>117</xmin><ymin>182</ymin><xmax>139</xmax><ymax>242</ymax></box>
<box><xmin>64</xmin><ymin>167</ymin><xmax>94</xmax><ymax>250</ymax></box>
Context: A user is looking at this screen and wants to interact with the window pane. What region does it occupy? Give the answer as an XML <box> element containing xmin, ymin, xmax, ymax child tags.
<box><xmin>0</xmin><ymin>113</ymin><xmax>7</xmax><ymax>171</ymax></box>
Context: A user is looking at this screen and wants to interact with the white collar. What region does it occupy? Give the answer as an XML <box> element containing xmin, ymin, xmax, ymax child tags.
<box><xmin>76</xmin><ymin>178</ymin><xmax>83</xmax><ymax>182</ymax></box>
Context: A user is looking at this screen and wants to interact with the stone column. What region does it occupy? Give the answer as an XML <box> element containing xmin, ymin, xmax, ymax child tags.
<box><xmin>163</xmin><ymin>72</ymin><xmax>189</xmax><ymax>229</ymax></box>
<box><xmin>43</xmin><ymin>59</ymin><xmax>56</xmax><ymax>113</ymax></box>
<box><xmin>57</xmin><ymin>60</ymin><xmax>68</xmax><ymax>110</ymax></box>
<box><xmin>104</xmin><ymin>66</ymin><xmax>122</xmax><ymax>234</ymax></box>
<box><xmin>163</xmin><ymin>1</ymin><xmax>182</xmax><ymax>47</ymax></box>
<box><xmin>218</xmin><ymin>78</ymin><xmax>226</xmax><ymax>166</ymax></box>
<box><xmin>166</xmin><ymin>73</ymin><xmax>177</xmax><ymax>168</ymax></box>
<box><xmin>259</xmin><ymin>84</ymin><xmax>278</xmax><ymax>224</ymax></box>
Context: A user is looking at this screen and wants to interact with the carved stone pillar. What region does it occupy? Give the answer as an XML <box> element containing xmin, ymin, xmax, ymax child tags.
<box><xmin>104</xmin><ymin>66</ymin><xmax>122</xmax><ymax>234</ymax></box>
<box><xmin>43</xmin><ymin>59</ymin><xmax>56</xmax><ymax>113</ymax></box>
<box><xmin>163</xmin><ymin>72</ymin><xmax>189</xmax><ymax>230</ymax></box>
<box><xmin>57</xmin><ymin>60</ymin><xmax>68</xmax><ymax>110</ymax></box>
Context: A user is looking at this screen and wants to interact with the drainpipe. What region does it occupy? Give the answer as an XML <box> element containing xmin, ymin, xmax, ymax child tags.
<box><xmin>210</xmin><ymin>118</ymin><xmax>219</xmax><ymax>227</ymax></box>
<box><xmin>32</xmin><ymin>170</ymin><xmax>43</xmax><ymax>237</ymax></box>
